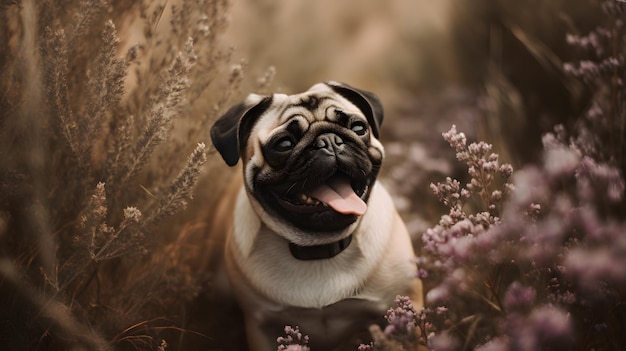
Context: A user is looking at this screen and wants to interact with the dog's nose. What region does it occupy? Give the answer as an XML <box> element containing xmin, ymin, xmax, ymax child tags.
<box><xmin>315</xmin><ymin>133</ymin><xmax>344</xmax><ymax>154</ymax></box>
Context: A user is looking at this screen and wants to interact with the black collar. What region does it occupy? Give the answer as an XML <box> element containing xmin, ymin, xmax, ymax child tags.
<box><xmin>289</xmin><ymin>235</ymin><xmax>353</xmax><ymax>261</ymax></box>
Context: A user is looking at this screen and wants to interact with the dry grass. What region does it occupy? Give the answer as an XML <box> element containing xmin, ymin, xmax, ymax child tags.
<box><xmin>0</xmin><ymin>0</ymin><xmax>271</xmax><ymax>349</ymax></box>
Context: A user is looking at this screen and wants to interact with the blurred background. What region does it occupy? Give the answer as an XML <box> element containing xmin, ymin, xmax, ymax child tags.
<box><xmin>219</xmin><ymin>0</ymin><xmax>600</xmax><ymax>235</ymax></box>
<box><xmin>0</xmin><ymin>0</ymin><xmax>615</xmax><ymax>350</ymax></box>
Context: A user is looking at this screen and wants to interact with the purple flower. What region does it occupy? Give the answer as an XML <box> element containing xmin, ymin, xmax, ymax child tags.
<box><xmin>417</xmin><ymin>268</ymin><xmax>429</xmax><ymax>279</ymax></box>
<box><xmin>543</xmin><ymin>147</ymin><xmax>580</xmax><ymax>179</ymax></box>
<box><xmin>475</xmin><ymin>337</ymin><xmax>510</xmax><ymax>351</ymax></box>
<box><xmin>384</xmin><ymin>295</ymin><xmax>417</xmax><ymax>336</ymax></box>
<box><xmin>276</xmin><ymin>326</ymin><xmax>310</xmax><ymax>351</ymax></box>
<box><xmin>504</xmin><ymin>282</ymin><xmax>536</xmax><ymax>313</ymax></box>
<box><xmin>602</xmin><ymin>0</ymin><xmax>626</xmax><ymax>15</ymax></box>
<box><xmin>426</xmin><ymin>268</ymin><xmax>467</xmax><ymax>304</ymax></box>
<box><xmin>576</xmin><ymin>156</ymin><xmax>625</xmax><ymax>202</ymax></box>
<box><xmin>528</xmin><ymin>306</ymin><xmax>574</xmax><ymax>348</ymax></box>
<box><xmin>420</xmin><ymin>116</ymin><xmax>626</xmax><ymax>351</ymax></box>
<box><xmin>357</xmin><ymin>342</ymin><xmax>375</xmax><ymax>350</ymax></box>
<box><xmin>564</xmin><ymin>244</ymin><xmax>626</xmax><ymax>296</ymax></box>
<box><xmin>442</xmin><ymin>125</ymin><xmax>467</xmax><ymax>152</ymax></box>
<box><xmin>505</xmin><ymin>306</ymin><xmax>574</xmax><ymax>351</ymax></box>
<box><xmin>508</xmin><ymin>167</ymin><xmax>549</xmax><ymax>208</ymax></box>
<box><xmin>427</xmin><ymin>331</ymin><xmax>459</xmax><ymax>351</ymax></box>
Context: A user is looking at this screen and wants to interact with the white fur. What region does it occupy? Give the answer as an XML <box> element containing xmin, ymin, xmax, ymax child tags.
<box><xmin>228</xmin><ymin>181</ymin><xmax>415</xmax><ymax>308</ymax></box>
<box><xmin>221</xmin><ymin>82</ymin><xmax>422</xmax><ymax>350</ymax></box>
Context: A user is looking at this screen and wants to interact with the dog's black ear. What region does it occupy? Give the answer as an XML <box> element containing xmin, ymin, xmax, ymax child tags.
<box><xmin>326</xmin><ymin>81</ymin><xmax>384</xmax><ymax>138</ymax></box>
<box><xmin>211</xmin><ymin>95</ymin><xmax>273</xmax><ymax>166</ymax></box>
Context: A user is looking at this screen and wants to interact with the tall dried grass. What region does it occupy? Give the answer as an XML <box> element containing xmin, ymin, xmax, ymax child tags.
<box><xmin>0</xmin><ymin>0</ymin><xmax>272</xmax><ymax>349</ymax></box>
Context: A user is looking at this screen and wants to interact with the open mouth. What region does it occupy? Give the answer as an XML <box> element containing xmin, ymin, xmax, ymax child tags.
<box><xmin>272</xmin><ymin>173</ymin><xmax>370</xmax><ymax>216</ymax></box>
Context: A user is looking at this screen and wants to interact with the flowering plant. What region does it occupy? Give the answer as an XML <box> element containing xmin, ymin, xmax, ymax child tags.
<box><xmin>277</xmin><ymin>326</ymin><xmax>311</xmax><ymax>351</ymax></box>
<box><xmin>418</xmin><ymin>122</ymin><xmax>626</xmax><ymax>350</ymax></box>
<box><xmin>357</xmin><ymin>115</ymin><xmax>624</xmax><ymax>349</ymax></box>
<box><xmin>359</xmin><ymin>1</ymin><xmax>626</xmax><ymax>349</ymax></box>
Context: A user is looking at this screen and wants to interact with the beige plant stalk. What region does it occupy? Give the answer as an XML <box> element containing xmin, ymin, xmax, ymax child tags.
<box><xmin>0</xmin><ymin>0</ymin><xmax>260</xmax><ymax>349</ymax></box>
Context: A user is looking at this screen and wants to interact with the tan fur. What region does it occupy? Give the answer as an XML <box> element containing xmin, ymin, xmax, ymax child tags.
<box><xmin>210</xmin><ymin>83</ymin><xmax>423</xmax><ymax>350</ymax></box>
<box><xmin>221</xmin><ymin>182</ymin><xmax>422</xmax><ymax>350</ymax></box>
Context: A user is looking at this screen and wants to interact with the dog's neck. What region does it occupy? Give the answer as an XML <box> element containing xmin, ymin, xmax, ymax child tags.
<box><xmin>288</xmin><ymin>235</ymin><xmax>353</xmax><ymax>260</ymax></box>
<box><xmin>230</xmin><ymin>182</ymin><xmax>409</xmax><ymax>308</ymax></box>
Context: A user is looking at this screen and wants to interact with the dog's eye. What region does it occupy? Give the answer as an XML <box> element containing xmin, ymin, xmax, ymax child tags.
<box><xmin>274</xmin><ymin>137</ymin><xmax>295</xmax><ymax>152</ymax></box>
<box><xmin>350</xmin><ymin>122</ymin><xmax>367</xmax><ymax>136</ymax></box>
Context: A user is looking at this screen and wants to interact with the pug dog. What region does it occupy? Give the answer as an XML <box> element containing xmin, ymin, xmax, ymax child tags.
<box><xmin>210</xmin><ymin>81</ymin><xmax>422</xmax><ymax>350</ymax></box>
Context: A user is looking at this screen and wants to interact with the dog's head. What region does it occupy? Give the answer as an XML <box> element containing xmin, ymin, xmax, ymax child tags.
<box><xmin>211</xmin><ymin>81</ymin><xmax>384</xmax><ymax>245</ymax></box>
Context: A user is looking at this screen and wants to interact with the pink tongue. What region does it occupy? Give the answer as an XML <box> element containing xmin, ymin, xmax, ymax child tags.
<box><xmin>308</xmin><ymin>176</ymin><xmax>367</xmax><ymax>215</ymax></box>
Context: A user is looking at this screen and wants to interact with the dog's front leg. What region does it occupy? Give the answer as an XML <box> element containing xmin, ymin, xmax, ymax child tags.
<box><xmin>242</xmin><ymin>313</ymin><xmax>277</xmax><ymax>351</ymax></box>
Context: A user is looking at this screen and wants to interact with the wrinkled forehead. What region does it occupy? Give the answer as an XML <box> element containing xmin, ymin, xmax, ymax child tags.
<box><xmin>274</xmin><ymin>85</ymin><xmax>363</xmax><ymax>124</ymax></box>
<box><xmin>253</xmin><ymin>84</ymin><xmax>365</xmax><ymax>142</ymax></box>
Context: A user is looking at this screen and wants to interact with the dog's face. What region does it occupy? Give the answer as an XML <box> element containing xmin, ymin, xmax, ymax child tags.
<box><xmin>211</xmin><ymin>82</ymin><xmax>384</xmax><ymax>246</ymax></box>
